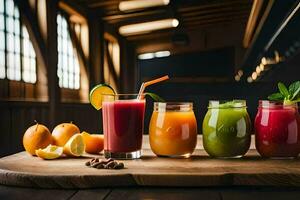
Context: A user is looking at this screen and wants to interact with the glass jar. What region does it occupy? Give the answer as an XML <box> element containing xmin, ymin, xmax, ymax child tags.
<box><xmin>149</xmin><ymin>102</ymin><xmax>197</xmax><ymax>158</ymax></box>
<box><xmin>202</xmin><ymin>100</ymin><xmax>251</xmax><ymax>158</ymax></box>
<box><xmin>255</xmin><ymin>101</ymin><xmax>300</xmax><ymax>158</ymax></box>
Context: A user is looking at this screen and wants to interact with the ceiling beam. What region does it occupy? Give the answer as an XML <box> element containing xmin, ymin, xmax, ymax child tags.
<box><xmin>243</xmin><ymin>0</ymin><xmax>265</xmax><ymax>48</ymax></box>
<box><xmin>182</xmin><ymin>10</ymin><xmax>250</xmax><ymax>23</ymax></box>
<box><xmin>181</xmin><ymin>4</ymin><xmax>251</xmax><ymax>18</ymax></box>
<box><xmin>178</xmin><ymin>0</ymin><xmax>251</xmax><ymax>13</ymax></box>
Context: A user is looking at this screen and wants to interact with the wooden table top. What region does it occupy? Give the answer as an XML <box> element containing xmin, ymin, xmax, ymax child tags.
<box><xmin>0</xmin><ymin>136</ymin><xmax>300</xmax><ymax>189</ymax></box>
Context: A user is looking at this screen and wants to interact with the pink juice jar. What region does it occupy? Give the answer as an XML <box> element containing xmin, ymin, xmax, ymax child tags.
<box><xmin>102</xmin><ymin>94</ymin><xmax>146</xmax><ymax>159</ymax></box>
<box><xmin>255</xmin><ymin>100</ymin><xmax>300</xmax><ymax>158</ymax></box>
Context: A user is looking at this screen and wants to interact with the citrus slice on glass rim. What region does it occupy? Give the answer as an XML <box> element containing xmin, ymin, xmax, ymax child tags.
<box><xmin>89</xmin><ymin>84</ymin><xmax>115</xmax><ymax>110</ymax></box>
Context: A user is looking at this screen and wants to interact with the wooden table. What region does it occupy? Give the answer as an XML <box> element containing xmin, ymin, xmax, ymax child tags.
<box><xmin>1</xmin><ymin>136</ymin><xmax>300</xmax><ymax>200</ymax></box>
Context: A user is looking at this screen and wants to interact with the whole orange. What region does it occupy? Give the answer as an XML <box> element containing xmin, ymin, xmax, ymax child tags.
<box><xmin>52</xmin><ymin>123</ymin><xmax>80</xmax><ymax>146</ymax></box>
<box><xmin>23</xmin><ymin>123</ymin><xmax>53</xmax><ymax>156</ymax></box>
<box><xmin>81</xmin><ymin>131</ymin><xmax>104</xmax><ymax>154</ymax></box>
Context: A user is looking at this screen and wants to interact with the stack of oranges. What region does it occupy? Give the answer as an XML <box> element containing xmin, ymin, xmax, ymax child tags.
<box><xmin>22</xmin><ymin>121</ymin><xmax>104</xmax><ymax>160</ymax></box>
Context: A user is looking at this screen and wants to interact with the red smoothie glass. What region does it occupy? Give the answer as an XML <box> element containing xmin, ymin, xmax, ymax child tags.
<box><xmin>255</xmin><ymin>100</ymin><xmax>300</xmax><ymax>158</ymax></box>
<box><xmin>102</xmin><ymin>94</ymin><xmax>146</xmax><ymax>159</ymax></box>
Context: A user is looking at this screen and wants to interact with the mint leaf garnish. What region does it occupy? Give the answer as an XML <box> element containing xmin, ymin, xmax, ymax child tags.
<box><xmin>278</xmin><ymin>82</ymin><xmax>290</xmax><ymax>98</ymax></box>
<box><xmin>145</xmin><ymin>92</ymin><xmax>165</xmax><ymax>102</ymax></box>
<box><xmin>268</xmin><ymin>93</ymin><xmax>284</xmax><ymax>101</ymax></box>
<box><xmin>289</xmin><ymin>81</ymin><xmax>300</xmax><ymax>100</ymax></box>
<box><xmin>268</xmin><ymin>81</ymin><xmax>300</xmax><ymax>104</ymax></box>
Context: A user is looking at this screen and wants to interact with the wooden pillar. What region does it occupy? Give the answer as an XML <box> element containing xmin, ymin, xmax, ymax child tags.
<box><xmin>88</xmin><ymin>14</ymin><xmax>104</xmax><ymax>87</ymax></box>
<box><xmin>46</xmin><ymin>0</ymin><xmax>60</xmax><ymax>128</ymax></box>
<box><xmin>120</xmin><ymin>39</ymin><xmax>137</xmax><ymax>93</ymax></box>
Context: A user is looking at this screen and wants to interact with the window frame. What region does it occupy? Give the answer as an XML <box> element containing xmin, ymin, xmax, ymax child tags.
<box><xmin>57</xmin><ymin>10</ymin><xmax>81</xmax><ymax>90</ymax></box>
<box><xmin>0</xmin><ymin>0</ymin><xmax>37</xmax><ymax>84</ymax></box>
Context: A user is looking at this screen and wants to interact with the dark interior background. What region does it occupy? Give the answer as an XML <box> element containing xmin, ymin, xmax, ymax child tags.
<box><xmin>1</xmin><ymin>0</ymin><xmax>300</xmax><ymax>157</ymax></box>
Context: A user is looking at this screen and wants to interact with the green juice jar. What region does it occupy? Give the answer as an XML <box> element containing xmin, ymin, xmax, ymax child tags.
<box><xmin>202</xmin><ymin>100</ymin><xmax>251</xmax><ymax>158</ymax></box>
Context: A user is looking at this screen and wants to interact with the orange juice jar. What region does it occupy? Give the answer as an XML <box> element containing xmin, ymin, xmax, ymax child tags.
<box><xmin>149</xmin><ymin>102</ymin><xmax>197</xmax><ymax>157</ymax></box>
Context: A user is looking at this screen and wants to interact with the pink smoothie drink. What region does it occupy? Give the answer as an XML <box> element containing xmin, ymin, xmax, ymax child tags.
<box><xmin>102</xmin><ymin>99</ymin><xmax>145</xmax><ymax>154</ymax></box>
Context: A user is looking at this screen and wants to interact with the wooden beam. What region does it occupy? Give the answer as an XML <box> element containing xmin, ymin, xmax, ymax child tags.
<box><xmin>103</xmin><ymin>9</ymin><xmax>166</xmax><ymax>23</ymax></box>
<box><xmin>182</xmin><ymin>10</ymin><xmax>250</xmax><ymax>23</ymax></box>
<box><xmin>68</xmin><ymin>23</ymin><xmax>89</xmax><ymax>76</ymax></box>
<box><xmin>60</xmin><ymin>0</ymin><xmax>88</xmax><ymax>17</ymax></box>
<box><xmin>88</xmin><ymin>14</ymin><xmax>104</xmax><ymax>86</ymax></box>
<box><xmin>180</xmin><ymin>4</ymin><xmax>251</xmax><ymax>18</ymax></box>
<box><xmin>243</xmin><ymin>0</ymin><xmax>265</xmax><ymax>48</ymax></box>
<box><xmin>104</xmin><ymin>41</ymin><xmax>120</xmax><ymax>91</ymax></box>
<box><xmin>46</xmin><ymin>0</ymin><xmax>60</xmax><ymax>128</ymax></box>
<box><xmin>178</xmin><ymin>0</ymin><xmax>251</xmax><ymax>13</ymax></box>
<box><xmin>88</xmin><ymin>0</ymin><xmax>119</xmax><ymax>8</ymax></box>
<box><xmin>184</xmin><ymin>16</ymin><xmax>248</xmax><ymax>28</ymax></box>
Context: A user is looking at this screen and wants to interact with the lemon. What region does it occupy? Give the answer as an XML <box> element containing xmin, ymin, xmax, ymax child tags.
<box><xmin>63</xmin><ymin>133</ymin><xmax>85</xmax><ymax>157</ymax></box>
<box><xmin>35</xmin><ymin>145</ymin><xmax>63</xmax><ymax>160</ymax></box>
<box><xmin>89</xmin><ymin>84</ymin><xmax>115</xmax><ymax>110</ymax></box>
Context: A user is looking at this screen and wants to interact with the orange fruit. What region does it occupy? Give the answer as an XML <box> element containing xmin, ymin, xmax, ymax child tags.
<box><xmin>63</xmin><ymin>133</ymin><xmax>85</xmax><ymax>157</ymax></box>
<box><xmin>81</xmin><ymin>131</ymin><xmax>104</xmax><ymax>154</ymax></box>
<box><xmin>23</xmin><ymin>123</ymin><xmax>53</xmax><ymax>156</ymax></box>
<box><xmin>36</xmin><ymin>145</ymin><xmax>63</xmax><ymax>160</ymax></box>
<box><xmin>52</xmin><ymin>123</ymin><xmax>80</xmax><ymax>146</ymax></box>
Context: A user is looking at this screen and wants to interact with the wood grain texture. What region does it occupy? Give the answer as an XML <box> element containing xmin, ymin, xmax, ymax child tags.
<box><xmin>105</xmin><ymin>188</ymin><xmax>220</xmax><ymax>200</ymax></box>
<box><xmin>69</xmin><ymin>189</ymin><xmax>111</xmax><ymax>200</ymax></box>
<box><xmin>221</xmin><ymin>187</ymin><xmax>300</xmax><ymax>200</ymax></box>
<box><xmin>0</xmin><ymin>185</ymin><xmax>76</xmax><ymax>200</ymax></box>
<box><xmin>0</xmin><ymin>136</ymin><xmax>299</xmax><ymax>189</ymax></box>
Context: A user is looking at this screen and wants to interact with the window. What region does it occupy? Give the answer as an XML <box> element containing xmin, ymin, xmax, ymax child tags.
<box><xmin>0</xmin><ymin>0</ymin><xmax>37</xmax><ymax>83</ymax></box>
<box><xmin>57</xmin><ymin>13</ymin><xmax>80</xmax><ymax>90</ymax></box>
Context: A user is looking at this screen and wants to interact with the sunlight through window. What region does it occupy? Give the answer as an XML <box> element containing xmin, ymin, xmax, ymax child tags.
<box><xmin>57</xmin><ymin>13</ymin><xmax>80</xmax><ymax>89</ymax></box>
<box><xmin>0</xmin><ymin>0</ymin><xmax>37</xmax><ymax>83</ymax></box>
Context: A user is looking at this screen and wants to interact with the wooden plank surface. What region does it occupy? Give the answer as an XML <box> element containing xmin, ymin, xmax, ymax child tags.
<box><xmin>69</xmin><ymin>189</ymin><xmax>111</xmax><ymax>200</ymax></box>
<box><xmin>105</xmin><ymin>188</ymin><xmax>220</xmax><ymax>200</ymax></box>
<box><xmin>0</xmin><ymin>185</ymin><xmax>76</xmax><ymax>200</ymax></box>
<box><xmin>0</xmin><ymin>136</ymin><xmax>300</xmax><ymax>189</ymax></box>
<box><xmin>1</xmin><ymin>185</ymin><xmax>300</xmax><ymax>200</ymax></box>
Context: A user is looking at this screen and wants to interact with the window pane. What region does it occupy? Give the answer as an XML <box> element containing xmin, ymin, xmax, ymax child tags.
<box><xmin>0</xmin><ymin>14</ymin><xmax>4</xmax><ymax>30</ymax></box>
<box><xmin>7</xmin><ymin>52</ymin><xmax>14</xmax><ymax>68</ymax></box>
<box><xmin>74</xmin><ymin>74</ymin><xmax>80</xmax><ymax>89</ymax></box>
<box><xmin>1</xmin><ymin>1</ymin><xmax>37</xmax><ymax>83</ymax></box>
<box><xmin>0</xmin><ymin>0</ymin><xmax>4</xmax><ymax>13</ymax></box>
<box><xmin>22</xmin><ymin>26</ymin><xmax>37</xmax><ymax>83</ymax></box>
<box><xmin>0</xmin><ymin>31</ymin><xmax>4</xmax><ymax>50</ymax></box>
<box><xmin>7</xmin><ymin>68</ymin><xmax>14</xmax><ymax>80</ymax></box>
<box><xmin>0</xmin><ymin>50</ymin><xmax>5</xmax><ymax>79</ymax></box>
<box><xmin>30</xmin><ymin>73</ymin><xmax>36</xmax><ymax>83</ymax></box>
<box><xmin>30</xmin><ymin>58</ymin><xmax>35</xmax><ymax>72</ymax></box>
<box><xmin>14</xmin><ymin>7</ymin><xmax>19</xmax><ymax>18</ymax></box>
<box><xmin>15</xmin><ymin>35</ymin><xmax>20</xmax><ymax>53</ymax></box>
<box><xmin>5</xmin><ymin>0</ymin><xmax>14</xmax><ymax>16</ymax></box>
<box><xmin>23</xmin><ymin>56</ymin><xmax>30</xmax><ymax>71</ymax></box>
<box><xmin>23</xmin><ymin>71</ymin><xmax>29</xmax><ymax>82</ymax></box>
<box><xmin>14</xmin><ymin>18</ymin><xmax>20</xmax><ymax>35</ymax></box>
<box><xmin>0</xmin><ymin>67</ymin><xmax>5</xmax><ymax>79</ymax></box>
<box><xmin>57</xmin><ymin>14</ymin><xmax>80</xmax><ymax>89</ymax></box>
<box><xmin>7</xmin><ymin>33</ymin><xmax>14</xmax><ymax>52</ymax></box>
<box><xmin>15</xmin><ymin>54</ymin><xmax>20</xmax><ymax>70</ymax></box>
<box><xmin>6</xmin><ymin>17</ymin><xmax>14</xmax><ymax>33</ymax></box>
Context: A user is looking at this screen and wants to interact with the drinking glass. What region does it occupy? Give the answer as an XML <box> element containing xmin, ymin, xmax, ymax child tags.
<box><xmin>102</xmin><ymin>94</ymin><xmax>146</xmax><ymax>159</ymax></box>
